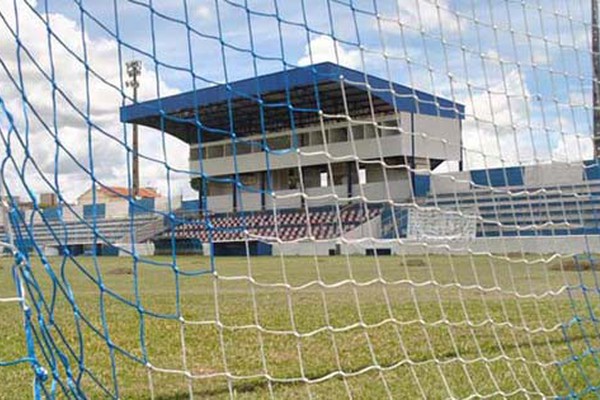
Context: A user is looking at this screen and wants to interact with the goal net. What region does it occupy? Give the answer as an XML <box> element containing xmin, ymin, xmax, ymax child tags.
<box><xmin>407</xmin><ymin>207</ymin><xmax>477</xmax><ymax>242</ymax></box>
<box><xmin>0</xmin><ymin>0</ymin><xmax>598</xmax><ymax>398</ymax></box>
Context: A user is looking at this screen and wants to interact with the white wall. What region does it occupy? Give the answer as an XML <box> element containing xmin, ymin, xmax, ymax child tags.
<box><xmin>207</xmin><ymin>194</ymin><xmax>233</xmax><ymax>213</ymax></box>
<box><xmin>105</xmin><ymin>201</ymin><xmax>129</xmax><ymax>218</ymax></box>
<box><xmin>343</xmin><ymin>235</ymin><xmax>600</xmax><ymax>256</ymax></box>
<box><xmin>358</xmin><ymin>181</ymin><xmax>411</xmax><ymax>202</ymax></box>
<box><xmin>524</xmin><ymin>162</ymin><xmax>584</xmax><ymax>187</ymax></box>
<box><xmin>266</xmin><ymin>189</ymin><xmax>302</xmax><ymax>210</ymax></box>
<box><xmin>239</xmin><ymin>192</ymin><xmax>262</xmax><ymax>212</ymax></box>
<box><xmin>412</xmin><ymin>114</ymin><xmax>461</xmax><ymax>161</ymax></box>
<box><xmin>155</xmin><ymin>196</ymin><xmax>181</xmax><ymax>213</ymax></box>
<box><xmin>193</xmin><ymin>114</ymin><xmax>461</xmax><ymax>177</ymax></box>
<box><xmin>430</xmin><ymin>162</ymin><xmax>587</xmax><ymax>195</ymax></box>
<box><xmin>430</xmin><ymin>171</ymin><xmax>470</xmax><ymax>194</ymax></box>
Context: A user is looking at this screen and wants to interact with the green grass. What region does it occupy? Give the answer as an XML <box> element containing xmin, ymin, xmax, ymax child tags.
<box><xmin>1</xmin><ymin>254</ymin><xmax>599</xmax><ymax>399</ymax></box>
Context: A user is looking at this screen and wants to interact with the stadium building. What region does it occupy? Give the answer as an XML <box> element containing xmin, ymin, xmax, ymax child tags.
<box><xmin>120</xmin><ymin>62</ymin><xmax>464</xmax><ymax>256</ymax></box>
<box><xmin>8</xmin><ymin>63</ymin><xmax>600</xmax><ymax>257</ymax></box>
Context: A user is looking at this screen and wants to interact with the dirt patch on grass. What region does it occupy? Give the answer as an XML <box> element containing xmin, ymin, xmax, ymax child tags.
<box><xmin>549</xmin><ymin>257</ymin><xmax>598</xmax><ymax>272</ymax></box>
<box><xmin>108</xmin><ymin>267</ymin><xmax>133</xmax><ymax>275</ymax></box>
<box><xmin>403</xmin><ymin>258</ymin><xmax>427</xmax><ymax>267</ymax></box>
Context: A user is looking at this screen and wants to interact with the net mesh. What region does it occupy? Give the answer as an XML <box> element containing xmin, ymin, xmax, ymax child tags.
<box><xmin>0</xmin><ymin>0</ymin><xmax>599</xmax><ymax>398</ymax></box>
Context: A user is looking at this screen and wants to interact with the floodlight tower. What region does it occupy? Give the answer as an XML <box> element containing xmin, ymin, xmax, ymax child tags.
<box><xmin>126</xmin><ymin>60</ymin><xmax>142</xmax><ymax>198</ymax></box>
<box><xmin>593</xmin><ymin>0</ymin><xmax>600</xmax><ymax>158</ymax></box>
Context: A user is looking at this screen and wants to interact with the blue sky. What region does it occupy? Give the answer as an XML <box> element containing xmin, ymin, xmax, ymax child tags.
<box><xmin>0</xmin><ymin>0</ymin><xmax>596</xmax><ymax>200</ymax></box>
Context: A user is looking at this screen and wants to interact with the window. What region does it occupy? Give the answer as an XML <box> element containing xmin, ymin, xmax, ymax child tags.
<box><xmin>288</xmin><ymin>170</ymin><xmax>298</xmax><ymax>190</ymax></box>
<box><xmin>328</xmin><ymin>127</ymin><xmax>348</xmax><ymax>143</ymax></box>
<box><xmin>189</xmin><ymin>148</ymin><xmax>201</xmax><ymax>161</ymax></box>
<box><xmin>358</xmin><ymin>168</ymin><xmax>367</xmax><ymax>185</ymax></box>
<box><xmin>320</xmin><ymin>172</ymin><xmax>328</xmax><ymax>188</ymax></box>
<box><xmin>267</xmin><ymin>135</ymin><xmax>291</xmax><ymax>150</ymax></box>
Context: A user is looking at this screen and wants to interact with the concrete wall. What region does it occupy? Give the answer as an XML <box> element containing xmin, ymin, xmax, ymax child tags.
<box><xmin>193</xmin><ymin>113</ymin><xmax>461</xmax><ymax>177</ymax></box>
<box><xmin>430</xmin><ymin>171</ymin><xmax>471</xmax><ymax>194</ymax></box>
<box><xmin>431</xmin><ymin>161</ymin><xmax>587</xmax><ymax>195</ymax></box>
<box><xmin>239</xmin><ymin>192</ymin><xmax>262</xmax><ymax>212</ymax></box>
<box><xmin>266</xmin><ymin>189</ymin><xmax>302</xmax><ymax>210</ymax></box>
<box><xmin>205</xmin><ymin>179</ymin><xmax>413</xmax><ymax>213</ymax></box>
<box><xmin>117</xmin><ymin>242</ymin><xmax>155</xmax><ymax>257</ymax></box>
<box><xmin>359</xmin><ymin>181</ymin><xmax>411</xmax><ymax>202</ymax></box>
<box><xmin>271</xmin><ymin>241</ymin><xmax>336</xmax><ymax>256</ymax></box>
<box><xmin>155</xmin><ymin>196</ymin><xmax>181</xmax><ymax>212</ymax></box>
<box><xmin>194</xmin><ymin>136</ymin><xmax>401</xmax><ymax>176</ymax></box>
<box><xmin>207</xmin><ymin>194</ymin><xmax>233</xmax><ymax>213</ymax></box>
<box><xmin>105</xmin><ymin>201</ymin><xmax>129</xmax><ymax>218</ymax></box>
<box><xmin>336</xmin><ymin>235</ymin><xmax>600</xmax><ymax>256</ymax></box>
<box><xmin>524</xmin><ymin>162</ymin><xmax>584</xmax><ymax>187</ymax></box>
<box><xmin>412</xmin><ymin>113</ymin><xmax>461</xmax><ymax>161</ymax></box>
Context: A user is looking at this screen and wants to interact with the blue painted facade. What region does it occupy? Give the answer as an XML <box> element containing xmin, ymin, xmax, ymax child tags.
<box><xmin>471</xmin><ymin>167</ymin><xmax>524</xmax><ymax>188</ymax></box>
<box><xmin>584</xmin><ymin>160</ymin><xmax>600</xmax><ymax>181</ymax></box>
<box><xmin>181</xmin><ymin>200</ymin><xmax>200</xmax><ymax>212</ymax></box>
<box><xmin>84</xmin><ymin>203</ymin><xmax>106</xmax><ymax>219</ymax></box>
<box><xmin>412</xmin><ymin>174</ymin><xmax>431</xmax><ymax>197</ymax></box>
<box><xmin>129</xmin><ymin>198</ymin><xmax>155</xmax><ymax>216</ymax></box>
<box><xmin>43</xmin><ymin>206</ymin><xmax>62</xmax><ymax>221</ymax></box>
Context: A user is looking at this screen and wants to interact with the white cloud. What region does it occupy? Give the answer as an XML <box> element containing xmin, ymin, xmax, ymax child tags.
<box><xmin>551</xmin><ymin>134</ymin><xmax>593</xmax><ymax>163</ymax></box>
<box><xmin>0</xmin><ymin>0</ymin><xmax>194</xmax><ymax>202</ymax></box>
<box><xmin>568</xmin><ymin>90</ymin><xmax>590</xmax><ymax>108</ymax></box>
<box><xmin>394</xmin><ymin>0</ymin><xmax>461</xmax><ymax>34</ymax></box>
<box><xmin>297</xmin><ymin>35</ymin><xmax>361</xmax><ymax>69</ymax></box>
<box><xmin>460</xmin><ymin>68</ymin><xmax>533</xmax><ymax>168</ymax></box>
<box><xmin>196</xmin><ymin>4</ymin><xmax>211</xmax><ymax>20</ymax></box>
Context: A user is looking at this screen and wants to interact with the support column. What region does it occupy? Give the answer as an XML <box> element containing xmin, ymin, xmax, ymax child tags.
<box><xmin>260</xmin><ymin>171</ymin><xmax>266</xmax><ymax>211</ymax></box>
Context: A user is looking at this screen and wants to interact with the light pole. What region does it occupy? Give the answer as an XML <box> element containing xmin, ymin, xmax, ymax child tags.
<box><xmin>126</xmin><ymin>60</ymin><xmax>142</xmax><ymax>198</ymax></box>
<box><xmin>593</xmin><ymin>0</ymin><xmax>600</xmax><ymax>158</ymax></box>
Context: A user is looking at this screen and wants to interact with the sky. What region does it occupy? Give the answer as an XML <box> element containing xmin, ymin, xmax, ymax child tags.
<box><xmin>0</xmin><ymin>0</ymin><xmax>595</xmax><ymax>202</ymax></box>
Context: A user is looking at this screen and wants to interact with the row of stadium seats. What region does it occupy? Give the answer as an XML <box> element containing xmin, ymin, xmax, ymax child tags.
<box><xmin>166</xmin><ymin>204</ymin><xmax>382</xmax><ymax>242</ymax></box>
<box><xmin>422</xmin><ymin>180</ymin><xmax>600</xmax><ymax>237</ymax></box>
<box><xmin>0</xmin><ymin>203</ymin><xmax>382</xmax><ymax>250</ymax></box>
<box><xmin>6</xmin><ymin>215</ymin><xmax>157</xmax><ymax>247</ymax></box>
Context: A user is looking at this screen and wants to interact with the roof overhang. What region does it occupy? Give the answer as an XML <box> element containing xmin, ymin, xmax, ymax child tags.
<box><xmin>120</xmin><ymin>62</ymin><xmax>465</xmax><ymax>144</ymax></box>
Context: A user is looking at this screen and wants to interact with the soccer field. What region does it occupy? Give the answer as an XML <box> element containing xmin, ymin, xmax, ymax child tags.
<box><xmin>0</xmin><ymin>254</ymin><xmax>597</xmax><ymax>399</ymax></box>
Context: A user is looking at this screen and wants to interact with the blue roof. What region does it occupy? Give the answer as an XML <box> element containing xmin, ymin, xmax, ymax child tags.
<box><xmin>120</xmin><ymin>62</ymin><xmax>464</xmax><ymax>144</ymax></box>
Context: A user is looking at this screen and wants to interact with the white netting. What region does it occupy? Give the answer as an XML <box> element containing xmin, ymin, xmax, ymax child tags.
<box><xmin>407</xmin><ymin>207</ymin><xmax>477</xmax><ymax>242</ymax></box>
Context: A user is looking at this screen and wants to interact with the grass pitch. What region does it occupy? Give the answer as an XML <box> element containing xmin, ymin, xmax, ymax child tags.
<box><xmin>1</xmin><ymin>254</ymin><xmax>599</xmax><ymax>399</ymax></box>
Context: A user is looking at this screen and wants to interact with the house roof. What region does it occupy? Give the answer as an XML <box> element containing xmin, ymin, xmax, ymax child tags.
<box><xmin>120</xmin><ymin>62</ymin><xmax>465</xmax><ymax>144</ymax></box>
<box><xmin>78</xmin><ymin>186</ymin><xmax>160</xmax><ymax>202</ymax></box>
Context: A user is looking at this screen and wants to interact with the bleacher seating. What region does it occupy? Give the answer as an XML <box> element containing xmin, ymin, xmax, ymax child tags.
<box><xmin>166</xmin><ymin>204</ymin><xmax>382</xmax><ymax>242</ymax></box>
<box><xmin>7</xmin><ymin>215</ymin><xmax>157</xmax><ymax>249</ymax></box>
<box><xmin>419</xmin><ymin>181</ymin><xmax>600</xmax><ymax>238</ymax></box>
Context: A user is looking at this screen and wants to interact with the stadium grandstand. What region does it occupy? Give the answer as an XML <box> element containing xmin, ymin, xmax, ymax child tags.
<box><xmin>119</xmin><ymin>62</ymin><xmax>464</xmax><ymax>256</ymax></box>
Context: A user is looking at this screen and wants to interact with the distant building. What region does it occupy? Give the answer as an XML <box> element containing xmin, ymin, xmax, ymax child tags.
<box><xmin>77</xmin><ymin>186</ymin><xmax>160</xmax><ymax>205</ymax></box>
<box><xmin>121</xmin><ymin>62</ymin><xmax>464</xmax><ymax>214</ymax></box>
<box><xmin>39</xmin><ymin>192</ymin><xmax>58</xmax><ymax>208</ymax></box>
